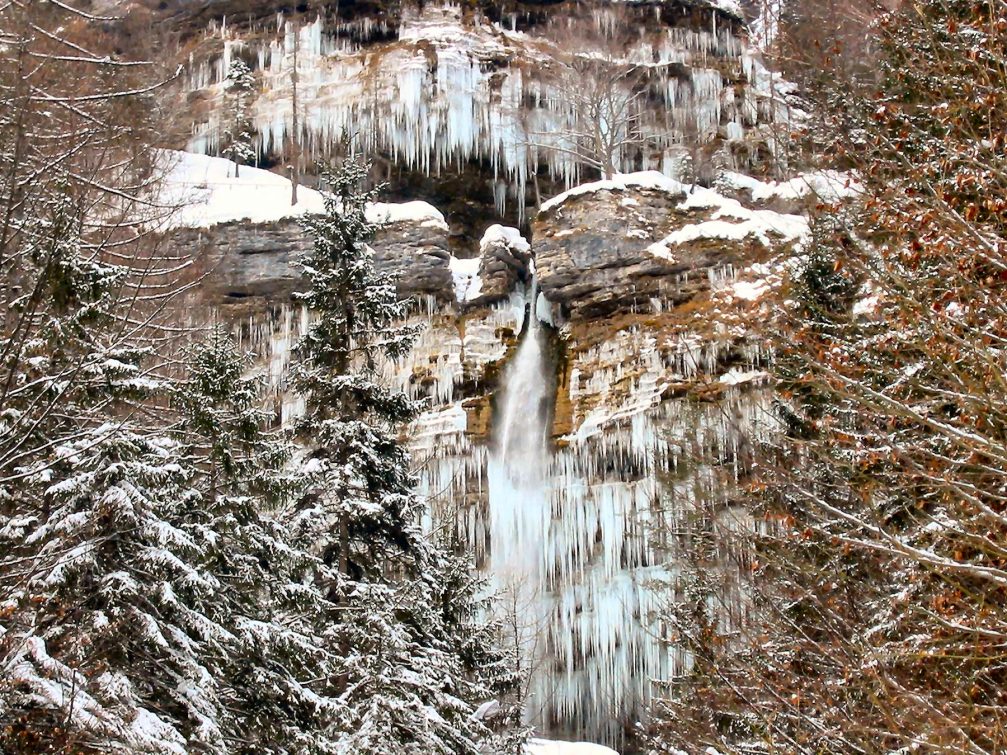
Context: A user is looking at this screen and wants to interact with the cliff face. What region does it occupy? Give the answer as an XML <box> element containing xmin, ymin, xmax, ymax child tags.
<box><xmin>172</xmin><ymin>0</ymin><xmax>793</xmax><ymax>231</ymax></box>
<box><xmin>162</xmin><ymin>1</ymin><xmax>825</xmax><ymax>748</ymax></box>
<box><xmin>168</xmin><ymin>162</ymin><xmax>813</xmax><ymax>747</ymax></box>
<box><xmin>174</xmin><ymin>212</ymin><xmax>456</xmax><ymax>302</ymax></box>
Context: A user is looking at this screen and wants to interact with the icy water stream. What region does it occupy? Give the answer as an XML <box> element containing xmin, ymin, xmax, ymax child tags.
<box><xmin>486</xmin><ymin>286</ymin><xmax>667</xmax><ymax>749</ymax></box>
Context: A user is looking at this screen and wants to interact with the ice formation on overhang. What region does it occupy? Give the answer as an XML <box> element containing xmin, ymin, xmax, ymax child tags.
<box><xmin>185</xmin><ymin>3</ymin><xmax>795</xmax><ymax>220</ymax></box>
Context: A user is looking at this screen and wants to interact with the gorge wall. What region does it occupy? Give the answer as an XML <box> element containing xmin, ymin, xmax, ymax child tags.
<box><xmin>157</xmin><ymin>0</ymin><xmax>831</xmax><ymax>750</ymax></box>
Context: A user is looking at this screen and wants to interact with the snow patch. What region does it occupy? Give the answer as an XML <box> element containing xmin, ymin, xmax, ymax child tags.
<box><xmin>540</xmin><ymin>171</ymin><xmax>687</xmax><ymax>213</ymax></box>
<box><xmin>154</xmin><ymin>150</ymin><xmax>446</xmax><ymax>231</ymax></box>
<box><xmin>706</xmin><ymin>0</ymin><xmax>742</xmax><ymax>17</ymax></box>
<box><xmin>720</xmin><ymin>169</ymin><xmax>863</xmax><ymax>204</ymax></box>
<box><xmin>654</xmin><ymin>185</ymin><xmax>808</xmax><ymax>251</ymax></box>
<box><xmin>367</xmin><ymin>201</ymin><xmax>448</xmax><ymax>230</ymax></box>
<box><xmin>731</xmin><ymin>279</ymin><xmax>771</xmax><ymax>301</ymax></box>
<box><xmin>526</xmin><ymin>738</ymin><xmax>619</xmax><ymax>755</ymax></box>
<box><xmin>719</xmin><ymin>368</ymin><xmax>770</xmax><ymax>386</ymax></box>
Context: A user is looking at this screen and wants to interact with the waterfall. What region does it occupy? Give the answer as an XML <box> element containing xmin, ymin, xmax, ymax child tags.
<box><xmin>242</xmin><ymin>269</ymin><xmax>765</xmax><ymax>750</ymax></box>
<box><xmin>486</xmin><ymin>281</ymin><xmax>658</xmax><ymax>745</ymax></box>
<box><xmin>486</xmin><ymin>284</ymin><xmax>678</xmax><ymax>748</ymax></box>
<box><xmin>486</xmin><ymin>281</ymin><xmax>553</xmax><ymax>694</ymax></box>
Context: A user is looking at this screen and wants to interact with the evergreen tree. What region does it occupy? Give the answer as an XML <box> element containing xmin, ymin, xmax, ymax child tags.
<box><xmin>0</xmin><ymin>8</ymin><xmax>296</xmax><ymax>751</ymax></box>
<box><xmin>222</xmin><ymin>58</ymin><xmax>256</xmax><ymax>179</ymax></box>
<box><xmin>171</xmin><ymin>327</ymin><xmax>339</xmax><ymax>754</ymax></box>
<box><xmin>0</xmin><ymin>203</ymin><xmax>231</xmax><ymax>753</ymax></box>
<box><xmin>290</xmin><ymin>159</ymin><xmax>506</xmax><ymax>753</ymax></box>
<box><xmin>290</xmin><ymin>158</ymin><xmax>422</xmax><ymax>581</ymax></box>
<box><xmin>1</xmin><ymin>424</ymin><xmax>232</xmax><ymax>754</ymax></box>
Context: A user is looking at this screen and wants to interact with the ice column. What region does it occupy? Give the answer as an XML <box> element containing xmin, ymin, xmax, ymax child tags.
<box><xmin>486</xmin><ymin>280</ymin><xmax>554</xmax><ymax>682</ymax></box>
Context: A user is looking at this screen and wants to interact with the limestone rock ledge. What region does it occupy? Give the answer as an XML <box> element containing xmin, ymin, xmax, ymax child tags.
<box><xmin>158</xmin><ymin>150</ymin><xmax>457</xmax><ymax>307</ymax></box>
<box><xmin>530</xmin><ymin>172</ymin><xmax>810</xmax><ymax>439</ymax></box>
<box><xmin>174</xmin><ymin>214</ymin><xmax>455</xmax><ymax>305</ymax></box>
<box><xmin>473</xmin><ymin>224</ymin><xmax>532</xmax><ymax>305</ymax></box>
<box><xmin>533</xmin><ymin>171</ymin><xmax>808</xmax><ymax>322</ymax></box>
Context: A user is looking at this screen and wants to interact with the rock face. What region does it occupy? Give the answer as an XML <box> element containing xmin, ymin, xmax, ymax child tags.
<box><xmin>534</xmin><ymin>173</ymin><xmax>804</xmax><ymax>321</ymax></box>
<box><xmin>175</xmin><ymin>215</ymin><xmax>454</xmax><ymax>304</ymax></box>
<box><xmin>160</xmin><ymin>0</ymin><xmax>818</xmax><ymax>749</ymax></box>
<box><xmin>373</xmin><ymin>219</ymin><xmax>455</xmax><ymax>300</ymax></box>
<box><xmin>177</xmin><ymin>1</ymin><xmax>793</xmax><ymax>227</ymax></box>
<box><xmin>534</xmin><ymin>181</ymin><xmax>695</xmax><ymax>320</ymax></box>
<box><xmin>179</xmin><ymin>166</ymin><xmax>806</xmax><ymax>749</ymax></box>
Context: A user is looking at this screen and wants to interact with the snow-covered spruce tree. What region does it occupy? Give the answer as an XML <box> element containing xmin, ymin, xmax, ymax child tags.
<box><xmin>1</xmin><ymin>422</ymin><xmax>234</xmax><ymax>754</ymax></box>
<box><xmin>222</xmin><ymin>58</ymin><xmax>256</xmax><ymax>179</ymax></box>
<box><xmin>171</xmin><ymin>327</ymin><xmax>340</xmax><ymax>754</ymax></box>
<box><xmin>290</xmin><ymin>159</ymin><xmax>507</xmax><ymax>753</ymax></box>
<box><xmin>0</xmin><ymin>198</ymin><xmax>233</xmax><ymax>755</ymax></box>
<box><xmin>0</xmin><ymin>5</ymin><xmax>237</xmax><ymax>752</ymax></box>
<box><xmin>651</xmin><ymin>1</ymin><xmax>1007</xmax><ymax>752</ymax></box>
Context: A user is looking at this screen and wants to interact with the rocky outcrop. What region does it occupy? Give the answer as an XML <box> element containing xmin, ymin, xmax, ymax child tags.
<box><xmin>175</xmin><ymin>215</ymin><xmax>454</xmax><ymax>306</ymax></box>
<box><xmin>533</xmin><ymin>173</ymin><xmax>804</xmax><ymax>321</ymax></box>
<box><xmin>535</xmin><ymin>179</ymin><xmax>692</xmax><ymax>320</ymax></box>
<box><xmin>372</xmin><ymin>218</ymin><xmax>455</xmax><ymax>300</ymax></box>
<box><xmin>473</xmin><ymin>225</ymin><xmax>532</xmax><ymax>304</ymax></box>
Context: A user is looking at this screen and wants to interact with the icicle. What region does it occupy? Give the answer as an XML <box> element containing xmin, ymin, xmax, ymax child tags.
<box><xmin>184</xmin><ymin>2</ymin><xmax>777</xmax><ymax>218</ymax></box>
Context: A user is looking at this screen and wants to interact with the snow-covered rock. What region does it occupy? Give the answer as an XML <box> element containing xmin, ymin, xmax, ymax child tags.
<box><xmin>161</xmin><ymin>151</ymin><xmax>455</xmax><ymax>303</ymax></box>
<box><xmin>534</xmin><ymin>171</ymin><xmax>806</xmax><ymax>320</ymax></box>
<box><xmin>718</xmin><ymin>169</ymin><xmax>863</xmax><ymax>212</ymax></box>
<box><xmin>472</xmin><ymin>224</ymin><xmax>532</xmax><ymax>304</ymax></box>
<box><xmin>155</xmin><ymin>150</ymin><xmax>446</xmax><ymax>231</ymax></box>
<box><xmin>539</xmin><ymin>171</ymin><xmax>688</xmax><ymax>214</ymax></box>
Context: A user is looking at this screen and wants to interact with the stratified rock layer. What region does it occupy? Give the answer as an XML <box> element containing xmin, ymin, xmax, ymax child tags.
<box><xmin>174</xmin><ymin>216</ymin><xmax>454</xmax><ymax>304</ymax></box>
<box><xmin>534</xmin><ymin>184</ymin><xmax>698</xmax><ymax>319</ymax></box>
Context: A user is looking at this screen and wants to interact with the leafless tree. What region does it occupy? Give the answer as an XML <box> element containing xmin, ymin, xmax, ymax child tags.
<box><xmin>648</xmin><ymin>2</ymin><xmax>1007</xmax><ymax>753</ymax></box>
<box><xmin>532</xmin><ymin>54</ymin><xmax>649</xmax><ymax>182</ymax></box>
<box><xmin>521</xmin><ymin>6</ymin><xmax>668</xmax><ymax>188</ymax></box>
<box><xmin>289</xmin><ymin>18</ymin><xmax>301</xmax><ymax>206</ymax></box>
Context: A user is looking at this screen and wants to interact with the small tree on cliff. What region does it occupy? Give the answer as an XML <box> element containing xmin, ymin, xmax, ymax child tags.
<box><xmin>223</xmin><ymin>58</ymin><xmax>256</xmax><ymax>178</ymax></box>
<box><xmin>526</xmin><ymin>8</ymin><xmax>649</xmax><ymax>182</ymax></box>
<box><xmin>290</xmin><ymin>160</ymin><xmax>510</xmax><ymax>752</ymax></box>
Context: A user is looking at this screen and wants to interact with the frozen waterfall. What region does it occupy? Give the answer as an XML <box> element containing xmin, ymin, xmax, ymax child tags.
<box><xmin>487</xmin><ymin>284</ymin><xmax>669</xmax><ymax>747</ymax></box>
<box><xmin>486</xmin><ymin>282</ymin><xmax>553</xmax><ymax>686</ymax></box>
<box><xmin>241</xmin><ymin>284</ymin><xmax>765</xmax><ymax>750</ymax></box>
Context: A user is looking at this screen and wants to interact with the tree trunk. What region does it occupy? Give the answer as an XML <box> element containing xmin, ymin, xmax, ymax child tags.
<box><xmin>290</xmin><ymin>21</ymin><xmax>300</xmax><ymax>206</ymax></box>
<box><xmin>338</xmin><ymin>518</ymin><xmax>349</xmax><ymax>575</ymax></box>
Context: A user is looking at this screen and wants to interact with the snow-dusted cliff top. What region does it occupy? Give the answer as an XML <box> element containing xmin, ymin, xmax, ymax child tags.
<box><xmin>155</xmin><ymin>150</ymin><xmax>447</xmax><ymax>231</ymax></box>
<box><xmin>538</xmin><ymin>170</ymin><xmax>810</xmax><ymax>262</ymax></box>
<box><xmin>539</xmin><ymin>171</ymin><xmax>688</xmax><ymax>213</ymax></box>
